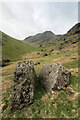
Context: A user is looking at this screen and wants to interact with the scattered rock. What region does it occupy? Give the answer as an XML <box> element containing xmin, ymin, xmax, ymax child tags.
<box><xmin>57</xmin><ymin>52</ymin><xmax>59</xmax><ymax>54</ymax></box>
<box><xmin>11</xmin><ymin>60</ymin><xmax>37</xmax><ymax>111</ymax></box>
<box><xmin>34</xmin><ymin>62</ymin><xmax>40</xmax><ymax>65</ymax></box>
<box><xmin>68</xmin><ymin>87</ymin><xmax>74</xmax><ymax>96</ymax></box>
<box><xmin>37</xmin><ymin>52</ymin><xmax>41</xmax><ymax>55</ymax></box>
<box><xmin>41</xmin><ymin>49</ymin><xmax>44</xmax><ymax>51</ymax></box>
<box><xmin>0</xmin><ymin>59</ymin><xmax>11</xmax><ymax>67</ymax></box>
<box><xmin>40</xmin><ymin>63</ymin><xmax>71</xmax><ymax>94</ymax></box>
<box><xmin>70</xmin><ymin>56</ymin><xmax>76</xmax><ymax>59</ymax></box>
<box><xmin>68</xmin><ymin>91</ymin><xmax>74</xmax><ymax>96</ymax></box>
<box><xmin>50</xmin><ymin>49</ymin><xmax>54</xmax><ymax>52</ymax></box>
<box><xmin>72</xmin><ymin>41</ymin><xmax>78</xmax><ymax>44</ymax></box>
<box><xmin>44</xmin><ymin>53</ymin><xmax>50</xmax><ymax>56</ymax></box>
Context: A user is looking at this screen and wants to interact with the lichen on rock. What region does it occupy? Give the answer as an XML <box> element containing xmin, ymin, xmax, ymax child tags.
<box><xmin>11</xmin><ymin>60</ymin><xmax>37</xmax><ymax>111</ymax></box>
<box><xmin>40</xmin><ymin>63</ymin><xmax>71</xmax><ymax>94</ymax></box>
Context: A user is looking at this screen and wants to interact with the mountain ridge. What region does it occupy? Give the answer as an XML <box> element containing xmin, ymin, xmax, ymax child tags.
<box><xmin>24</xmin><ymin>23</ymin><xmax>80</xmax><ymax>46</ymax></box>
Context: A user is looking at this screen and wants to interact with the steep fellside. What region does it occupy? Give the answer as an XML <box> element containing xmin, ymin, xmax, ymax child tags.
<box><xmin>24</xmin><ymin>31</ymin><xmax>63</xmax><ymax>45</ymax></box>
<box><xmin>24</xmin><ymin>23</ymin><xmax>80</xmax><ymax>49</ymax></box>
<box><xmin>0</xmin><ymin>31</ymin><xmax>37</xmax><ymax>61</ymax></box>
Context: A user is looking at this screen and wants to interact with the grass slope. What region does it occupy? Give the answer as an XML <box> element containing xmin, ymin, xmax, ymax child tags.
<box><xmin>1</xmin><ymin>32</ymin><xmax>38</xmax><ymax>61</ymax></box>
<box><xmin>2</xmin><ymin>42</ymin><xmax>79</xmax><ymax>118</ymax></box>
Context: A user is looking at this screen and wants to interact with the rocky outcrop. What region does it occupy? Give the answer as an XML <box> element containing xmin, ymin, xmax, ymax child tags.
<box><xmin>11</xmin><ymin>60</ymin><xmax>37</xmax><ymax>111</ymax></box>
<box><xmin>40</xmin><ymin>63</ymin><xmax>71</xmax><ymax>94</ymax></box>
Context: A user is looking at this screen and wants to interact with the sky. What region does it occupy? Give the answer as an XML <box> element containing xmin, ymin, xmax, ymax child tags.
<box><xmin>0</xmin><ymin>1</ymin><xmax>78</xmax><ymax>40</ymax></box>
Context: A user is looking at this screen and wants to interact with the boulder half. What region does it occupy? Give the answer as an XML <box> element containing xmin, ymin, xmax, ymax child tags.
<box><xmin>40</xmin><ymin>63</ymin><xmax>71</xmax><ymax>94</ymax></box>
<box><xmin>11</xmin><ymin>60</ymin><xmax>36</xmax><ymax>111</ymax></box>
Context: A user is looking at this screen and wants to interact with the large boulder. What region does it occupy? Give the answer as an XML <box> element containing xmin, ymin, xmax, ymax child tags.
<box><xmin>40</xmin><ymin>63</ymin><xmax>71</xmax><ymax>94</ymax></box>
<box><xmin>11</xmin><ymin>60</ymin><xmax>37</xmax><ymax>111</ymax></box>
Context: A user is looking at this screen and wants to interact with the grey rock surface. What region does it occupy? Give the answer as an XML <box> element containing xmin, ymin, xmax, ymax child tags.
<box><xmin>40</xmin><ymin>63</ymin><xmax>71</xmax><ymax>94</ymax></box>
<box><xmin>11</xmin><ymin>60</ymin><xmax>37</xmax><ymax>111</ymax></box>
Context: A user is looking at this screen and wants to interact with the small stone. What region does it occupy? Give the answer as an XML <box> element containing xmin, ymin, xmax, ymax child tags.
<box><xmin>68</xmin><ymin>91</ymin><xmax>74</xmax><ymax>96</ymax></box>
<box><xmin>52</xmin><ymin>91</ymin><xmax>54</xmax><ymax>94</ymax></box>
<box><xmin>44</xmin><ymin>53</ymin><xmax>50</xmax><ymax>56</ymax></box>
<box><xmin>37</xmin><ymin>52</ymin><xmax>41</xmax><ymax>54</ymax></box>
<box><xmin>68</xmin><ymin>87</ymin><xmax>74</xmax><ymax>96</ymax></box>
<box><xmin>34</xmin><ymin>62</ymin><xmax>40</xmax><ymax>65</ymax></box>
<box><xmin>70</xmin><ymin>56</ymin><xmax>76</xmax><ymax>59</ymax></box>
<box><xmin>41</xmin><ymin>49</ymin><xmax>44</xmax><ymax>51</ymax></box>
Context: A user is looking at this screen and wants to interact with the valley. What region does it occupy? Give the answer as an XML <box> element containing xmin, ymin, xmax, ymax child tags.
<box><xmin>1</xmin><ymin>23</ymin><xmax>79</xmax><ymax>118</ymax></box>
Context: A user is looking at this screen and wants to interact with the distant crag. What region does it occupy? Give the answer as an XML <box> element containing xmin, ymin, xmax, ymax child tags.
<box><xmin>24</xmin><ymin>31</ymin><xmax>63</xmax><ymax>45</ymax></box>
<box><xmin>24</xmin><ymin>23</ymin><xmax>79</xmax><ymax>49</ymax></box>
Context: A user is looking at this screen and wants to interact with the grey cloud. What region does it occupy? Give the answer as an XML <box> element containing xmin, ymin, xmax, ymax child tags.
<box><xmin>0</xmin><ymin>2</ymin><xmax>78</xmax><ymax>40</ymax></box>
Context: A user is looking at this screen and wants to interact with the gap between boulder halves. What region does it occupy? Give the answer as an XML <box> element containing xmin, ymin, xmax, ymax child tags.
<box><xmin>11</xmin><ymin>60</ymin><xmax>71</xmax><ymax>111</ymax></box>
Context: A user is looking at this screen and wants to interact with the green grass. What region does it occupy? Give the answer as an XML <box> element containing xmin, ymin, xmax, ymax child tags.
<box><xmin>1</xmin><ymin>32</ymin><xmax>38</xmax><ymax>61</ymax></box>
<box><xmin>1</xmin><ymin>35</ymin><xmax>78</xmax><ymax>118</ymax></box>
<box><xmin>62</xmin><ymin>59</ymin><xmax>78</xmax><ymax>69</ymax></box>
<box><xmin>70</xmin><ymin>75</ymin><xmax>78</xmax><ymax>91</ymax></box>
<box><xmin>2</xmin><ymin>72</ymin><xmax>78</xmax><ymax>118</ymax></box>
<box><xmin>51</xmin><ymin>91</ymin><xmax>78</xmax><ymax>118</ymax></box>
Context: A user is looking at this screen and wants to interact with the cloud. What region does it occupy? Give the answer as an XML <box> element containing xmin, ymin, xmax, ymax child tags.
<box><xmin>0</xmin><ymin>2</ymin><xmax>78</xmax><ymax>40</ymax></box>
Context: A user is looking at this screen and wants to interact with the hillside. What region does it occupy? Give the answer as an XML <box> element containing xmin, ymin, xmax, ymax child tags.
<box><xmin>24</xmin><ymin>23</ymin><xmax>79</xmax><ymax>50</ymax></box>
<box><xmin>24</xmin><ymin>31</ymin><xmax>63</xmax><ymax>45</ymax></box>
<box><xmin>1</xmin><ymin>23</ymin><xmax>79</xmax><ymax>118</ymax></box>
<box><xmin>0</xmin><ymin>31</ymin><xmax>38</xmax><ymax>62</ymax></box>
<box><xmin>2</xmin><ymin>41</ymin><xmax>78</xmax><ymax>118</ymax></box>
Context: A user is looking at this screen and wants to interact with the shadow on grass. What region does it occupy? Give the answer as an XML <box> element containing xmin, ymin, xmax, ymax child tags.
<box><xmin>2</xmin><ymin>73</ymin><xmax>78</xmax><ymax>118</ymax></box>
<box><xmin>70</xmin><ymin>75</ymin><xmax>78</xmax><ymax>91</ymax></box>
<box><xmin>34</xmin><ymin>74</ymin><xmax>46</xmax><ymax>101</ymax></box>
